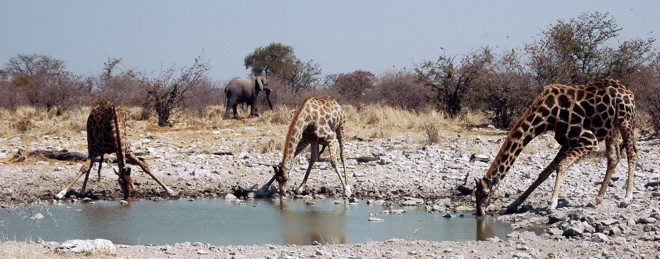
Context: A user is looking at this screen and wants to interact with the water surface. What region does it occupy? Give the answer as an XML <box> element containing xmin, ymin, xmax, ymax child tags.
<box><xmin>1</xmin><ymin>199</ymin><xmax>512</xmax><ymax>245</ymax></box>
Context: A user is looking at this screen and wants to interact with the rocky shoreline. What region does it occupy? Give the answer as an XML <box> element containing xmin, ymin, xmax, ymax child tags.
<box><xmin>1</xmin><ymin>125</ymin><xmax>659</xmax><ymax>257</ymax></box>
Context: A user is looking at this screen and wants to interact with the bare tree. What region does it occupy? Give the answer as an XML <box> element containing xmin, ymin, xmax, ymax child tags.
<box><xmin>416</xmin><ymin>48</ymin><xmax>493</xmax><ymax>117</ymax></box>
<box><xmin>144</xmin><ymin>57</ymin><xmax>210</xmax><ymax>126</ymax></box>
<box><xmin>4</xmin><ymin>54</ymin><xmax>91</xmax><ymax>114</ymax></box>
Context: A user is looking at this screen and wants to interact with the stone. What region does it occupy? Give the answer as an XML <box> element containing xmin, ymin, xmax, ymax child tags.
<box><xmin>563</xmin><ymin>226</ymin><xmax>584</xmax><ymax>237</ymax></box>
<box><xmin>637</xmin><ymin>218</ymin><xmax>657</xmax><ymax>224</ymax></box>
<box><xmin>30</xmin><ymin>213</ymin><xmax>44</xmax><ymax>220</ymax></box>
<box><xmin>591</xmin><ymin>233</ymin><xmax>609</xmax><ymax>242</ymax></box>
<box><xmin>547</xmin><ymin>228</ymin><xmax>564</xmax><ymax>236</ymax></box>
<box><xmin>368</xmin><ymin>216</ymin><xmax>384</xmax><ymax>222</ymax></box>
<box><xmin>548</xmin><ymin>211</ymin><xmax>567</xmax><ymax>224</ymax></box>
<box><xmin>56</xmin><ymin>239</ymin><xmax>116</xmax><ymax>255</ymax></box>
<box><xmin>8</xmin><ymin>137</ymin><xmax>21</xmax><ymax>146</ymax></box>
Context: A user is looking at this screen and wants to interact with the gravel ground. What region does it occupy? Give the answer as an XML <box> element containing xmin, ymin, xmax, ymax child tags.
<box><xmin>1</xmin><ymin>124</ymin><xmax>659</xmax><ymax>258</ymax></box>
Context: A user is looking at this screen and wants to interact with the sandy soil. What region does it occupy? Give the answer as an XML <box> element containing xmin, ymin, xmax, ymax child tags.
<box><xmin>1</xmin><ymin>119</ymin><xmax>659</xmax><ymax>258</ymax></box>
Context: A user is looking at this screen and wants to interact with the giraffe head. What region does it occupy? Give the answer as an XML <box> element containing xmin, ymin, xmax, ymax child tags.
<box><xmin>474</xmin><ymin>176</ymin><xmax>499</xmax><ymax>216</ymax></box>
<box><xmin>115</xmin><ymin>167</ymin><xmax>133</xmax><ymax>201</ymax></box>
<box><xmin>272</xmin><ymin>165</ymin><xmax>288</xmax><ymax>196</ymax></box>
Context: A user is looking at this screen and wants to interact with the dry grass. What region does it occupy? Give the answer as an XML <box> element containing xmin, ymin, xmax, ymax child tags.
<box><xmin>0</xmin><ymin>104</ymin><xmax>492</xmax><ymax>150</ymax></box>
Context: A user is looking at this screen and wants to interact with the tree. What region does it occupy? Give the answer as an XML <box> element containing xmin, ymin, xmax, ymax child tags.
<box><xmin>244</xmin><ymin>43</ymin><xmax>296</xmax><ymax>78</ymax></box>
<box><xmin>94</xmin><ymin>58</ymin><xmax>149</xmax><ymax>106</ymax></box>
<box><xmin>4</xmin><ymin>54</ymin><xmax>90</xmax><ymax>114</ymax></box>
<box><xmin>144</xmin><ymin>57</ymin><xmax>210</xmax><ymax>126</ymax></box>
<box><xmin>474</xmin><ymin>49</ymin><xmax>536</xmax><ymax>128</ymax></box>
<box><xmin>368</xmin><ymin>71</ymin><xmax>431</xmax><ymax>110</ymax></box>
<box><xmin>416</xmin><ymin>48</ymin><xmax>493</xmax><ymax>117</ymax></box>
<box><xmin>329</xmin><ymin>70</ymin><xmax>375</xmax><ymax>105</ymax></box>
<box><xmin>526</xmin><ymin>12</ymin><xmax>656</xmax><ymax>86</ymax></box>
<box><xmin>244</xmin><ymin>42</ymin><xmax>321</xmax><ymax>91</ymax></box>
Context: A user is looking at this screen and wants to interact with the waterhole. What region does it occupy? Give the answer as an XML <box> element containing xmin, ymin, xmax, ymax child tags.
<box><xmin>1</xmin><ymin>199</ymin><xmax>513</xmax><ymax>245</ymax></box>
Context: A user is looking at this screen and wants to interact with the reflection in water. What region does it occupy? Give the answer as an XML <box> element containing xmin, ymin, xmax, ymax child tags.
<box><xmin>475</xmin><ymin>216</ymin><xmax>496</xmax><ymax>241</ymax></box>
<box><xmin>278</xmin><ymin>199</ymin><xmax>348</xmax><ymax>245</ymax></box>
<box><xmin>1</xmin><ymin>200</ymin><xmax>514</xmax><ymax>245</ymax></box>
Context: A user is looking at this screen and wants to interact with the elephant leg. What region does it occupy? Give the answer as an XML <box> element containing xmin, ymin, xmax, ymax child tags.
<box><xmin>250</xmin><ymin>104</ymin><xmax>259</xmax><ymax>117</ymax></box>
<box><xmin>232</xmin><ymin>104</ymin><xmax>240</xmax><ymax>119</ymax></box>
<box><xmin>224</xmin><ymin>105</ymin><xmax>232</xmax><ymax>119</ymax></box>
<box><xmin>56</xmin><ymin>159</ymin><xmax>94</xmax><ymax>199</ymax></box>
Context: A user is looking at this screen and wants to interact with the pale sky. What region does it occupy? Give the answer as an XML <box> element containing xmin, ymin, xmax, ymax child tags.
<box><xmin>1</xmin><ymin>1</ymin><xmax>657</xmax><ymax>81</ymax></box>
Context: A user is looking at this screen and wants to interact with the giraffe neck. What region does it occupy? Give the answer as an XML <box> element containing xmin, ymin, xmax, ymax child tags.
<box><xmin>111</xmin><ymin>105</ymin><xmax>126</xmax><ymax>168</ymax></box>
<box><xmin>280</xmin><ymin>98</ymin><xmax>311</xmax><ymax>169</ymax></box>
<box><xmin>485</xmin><ymin>101</ymin><xmax>548</xmax><ymax>187</ymax></box>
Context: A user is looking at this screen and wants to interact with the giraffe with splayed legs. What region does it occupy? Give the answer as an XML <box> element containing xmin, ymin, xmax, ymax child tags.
<box><xmin>475</xmin><ymin>79</ymin><xmax>637</xmax><ymax>216</ymax></box>
<box><xmin>261</xmin><ymin>96</ymin><xmax>351</xmax><ymax>197</ymax></box>
<box><xmin>56</xmin><ymin>101</ymin><xmax>176</xmax><ymax>201</ymax></box>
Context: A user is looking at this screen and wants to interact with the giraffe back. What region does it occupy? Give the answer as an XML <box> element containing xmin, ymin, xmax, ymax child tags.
<box><xmin>529</xmin><ymin>79</ymin><xmax>634</xmax><ymax>145</ymax></box>
<box><xmin>86</xmin><ymin>101</ymin><xmax>128</xmax><ymax>159</ymax></box>
<box><xmin>282</xmin><ymin>96</ymin><xmax>345</xmax><ymax>167</ymax></box>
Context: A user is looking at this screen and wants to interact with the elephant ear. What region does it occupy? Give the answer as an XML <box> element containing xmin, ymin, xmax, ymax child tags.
<box><xmin>256</xmin><ymin>77</ymin><xmax>265</xmax><ymax>91</ymax></box>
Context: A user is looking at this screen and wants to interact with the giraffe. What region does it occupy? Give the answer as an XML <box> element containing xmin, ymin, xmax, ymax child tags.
<box><xmin>261</xmin><ymin>96</ymin><xmax>351</xmax><ymax>197</ymax></box>
<box><xmin>474</xmin><ymin>79</ymin><xmax>637</xmax><ymax>216</ymax></box>
<box><xmin>56</xmin><ymin>101</ymin><xmax>176</xmax><ymax>201</ymax></box>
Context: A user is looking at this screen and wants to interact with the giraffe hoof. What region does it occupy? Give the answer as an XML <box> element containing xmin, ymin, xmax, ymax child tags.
<box><xmin>55</xmin><ymin>191</ymin><xmax>66</xmax><ymax>200</ymax></box>
<box><xmin>166</xmin><ymin>188</ymin><xmax>177</xmax><ymax>196</ymax></box>
<box><xmin>344</xmin><ymin>186</ymin><xmax>352</xmax><ymax>198</ymax></box>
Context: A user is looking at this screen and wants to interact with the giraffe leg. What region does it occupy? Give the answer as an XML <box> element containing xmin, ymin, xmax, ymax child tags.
<box><xmin>127</xmin><ymin>152</ymin><xmax>177</xmax><ymax>196</ymax></box>
<box><xmin>596</xmin><ymin>136</ymin><xmax>620</xmax><ymax>204</ymax></box>
<box><xmin>336</xmin><ymin>127</ymin><xmax>349</xmax><ymax>194</ymax></box>
<box><xmin>548</xmin><ymin>142</ymin><xmax>595</xmax><ymax>210</ymax></box>
<box><xmin>96</xmin><ymin>154</ymin><xmax>104</xmax><ymax>181</ymax></box>
<box><xmin>506</xmin><ymin>146</ymin><xmax>568</xmax><ymax>213</ymax></box>
<box><xmin>81</xmin><ymin>162</ymin><xmax>92</xmax><ymax>196</ymax></box>
<box><xmin>620</xmin><ymin>122</ymin><xmax>637</xmax><ymax>203</ymax></box>
<box><xmin>56</xmin><ymin>159</ymin><xmax>94</xmax><ymax>199</ymax></box>
<box><xmin>298</xmin><ymin>143</ymin><xmax>320</xmax><ymax>191</ymax></box>
<box><xmin>328</xmin><ymin>138</ymin><xmax>351</xmax><ymax>197</ymax></box>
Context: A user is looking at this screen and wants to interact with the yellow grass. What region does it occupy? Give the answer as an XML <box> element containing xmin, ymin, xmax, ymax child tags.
<box><xmin>0</xmin><ymin>104</ymin><xmax>492</xmax><ymax>153</ymax></box>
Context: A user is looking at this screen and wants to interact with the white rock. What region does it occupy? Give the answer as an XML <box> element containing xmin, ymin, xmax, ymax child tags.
<box><xmin>30</xmin><ymin>213</ymin><xmax>44</xmax><ymax>220</ymax></box>
<box><xmin>56</xmin><ymin>239</ymin><xmax>116</xmax><ymax>255</ymax></box>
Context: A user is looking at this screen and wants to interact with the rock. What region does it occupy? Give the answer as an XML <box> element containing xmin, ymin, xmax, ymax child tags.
<box><xmin>30</xmin><ymin>213</ymin><xmax>44</xmax><ymax>220</ymax></box>
<box><xmin>600</xmin><ymin>219</ymin><xmax>618</xmax><ymax>226</ymax></box>
<box><xmin>368</xmin><ymin>216</ymin><xmax>384</xmax><ymax>222</ymax></box>
<box><xmin>469</xmin><ymin>154</ymin><xmax>490</xmax><ymax>163</ymax></box>
<box><xmin>547</xmin><ymin>228</ymin><xmax>564</xmax><ymax>236</ymax></box>
<box><xmin>563</xmin><ymin>226</ymin><xmax>584</xmax><ymax>237</ymax></box>
<box><xmin>548</xmin><ymin>211</ymin><xmax>567</xmax><ymax>224</ymax></box>
<box><xmin>56</xmin><ymin>239</ymin><xmax>116</xmax><ymax>255</ymax></box>
<box><xmin>8</xmin><ymin>137</ymin><xmax>21</xmax><ymax>146</ymax></box>
<box><xmin>637</xmin><ymin>218</ymin><xmax>657</xmax><ymax>224</ymax></box>
<box><xmin>591</xmin><ymin>233</ymin><xmax>609</xmax><ymax>242</ymax></box>
<box><xmin>377</xmin><ymin>157</ymin><xmax>392</xmax><ymax>165</ymax></box>
<box><xmin>225</xmin><ymin>193</ymin><xmax>237</xmax><ymax>200</ymax></box>
<box><xmin>608</xmin><ymin>227</ymin><xmax>622</xmax><ymax>236</ymax></box>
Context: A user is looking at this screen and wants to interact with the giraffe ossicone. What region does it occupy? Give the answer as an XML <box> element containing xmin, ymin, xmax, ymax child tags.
<box><xmin>475</xmin><ymin>79</ymin><xmax>637</xmax><ymax>216</ymax></box>
<box><xmin>56</xmin><ymin>101</ymin><xmax>176</xmax><ymax>201</ymax></box>
<box><xmin>260</xmin><ymin>96</ymin><xmax>351</xmax><ymax>197</ymax></box>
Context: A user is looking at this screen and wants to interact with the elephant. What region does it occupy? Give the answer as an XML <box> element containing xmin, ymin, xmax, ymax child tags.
<box><xmin>223</xmin><ymin>76</ymin><xmax>273</xmax><ymax>119</ymax></box>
